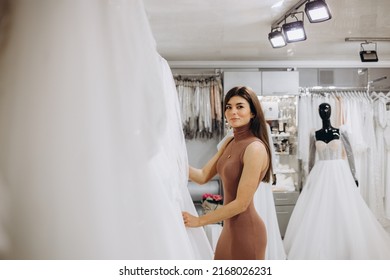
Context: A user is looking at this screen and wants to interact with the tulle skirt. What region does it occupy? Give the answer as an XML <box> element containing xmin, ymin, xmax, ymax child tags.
<box><xmin>284</xmin><ymin>159</ymin><xmax>390</xmax><ymax>259</ymax></box>
<box><xmin>254</xmin><ymin>183</ymin><xmax>286</xmax><ymax>260</ymax></box>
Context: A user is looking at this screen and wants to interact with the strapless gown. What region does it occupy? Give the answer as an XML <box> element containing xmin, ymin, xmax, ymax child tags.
<box><xmin>284</xmin><ymin>139</ymin><xmax>390</xmax><ymax>259</ymax></box>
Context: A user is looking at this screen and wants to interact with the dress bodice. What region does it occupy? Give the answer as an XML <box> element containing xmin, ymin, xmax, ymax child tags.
<box><xmin>309</xmin><ymin>127</ymin><xmax>358</xmax><ymax>182</ymax></box>
<box><xmin>315</xmin><ymin>139</ymin><xmax>342</xmax><ymax>161</ymax></box>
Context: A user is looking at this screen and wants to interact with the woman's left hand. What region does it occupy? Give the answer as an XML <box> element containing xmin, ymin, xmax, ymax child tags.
<box><xmin>182</xmin><ymin>211</ymin><xmax>201</xmax><ymax>227</ymax></box>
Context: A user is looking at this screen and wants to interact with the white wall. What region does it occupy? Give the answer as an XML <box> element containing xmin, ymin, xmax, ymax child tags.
<box><xmin>186</xmin><ymin>138</ymin><xmax>219</xmax><ymax>169</ymax></box>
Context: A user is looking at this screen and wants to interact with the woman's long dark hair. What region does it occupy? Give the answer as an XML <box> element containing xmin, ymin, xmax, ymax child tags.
<box><xmin>224</xmin><ymin>86</ymin><xmax>273</xmax><ymax>183</ymax></box>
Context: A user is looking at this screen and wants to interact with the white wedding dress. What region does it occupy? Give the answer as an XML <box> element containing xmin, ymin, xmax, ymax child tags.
<box><xmin>253</xmin><ymin>183</ymin><xmax>286</xmax><ymax>260</ymax></box>
<box><xmin>284</xmin><ymin>133</ymin><xmax>390</xmax><ymax>259</ymax></box>
<box><xmin>0</xmin><ymin>0</ymin><xmax>212</xmax><ymax>259</ymax></box>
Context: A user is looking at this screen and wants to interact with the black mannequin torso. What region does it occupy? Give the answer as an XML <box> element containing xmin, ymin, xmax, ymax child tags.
<box><xmin>315</xmin><ymin>124</ymin><xmax>340</xmax><ymax>143</ymax></box>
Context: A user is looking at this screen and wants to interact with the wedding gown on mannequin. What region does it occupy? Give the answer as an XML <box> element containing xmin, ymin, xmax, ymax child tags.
<box><xmin>284</xmin><ymin>131</ymin><xmax>390</xmax><ymax>259</ymax></box>
<box><xmin>0</xmin><ymin>0</ymin><xmax>212</xmax><ymax>259</ymax></box>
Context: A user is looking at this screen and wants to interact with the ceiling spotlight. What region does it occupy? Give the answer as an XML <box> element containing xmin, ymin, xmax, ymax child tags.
<box><xmin>305</xmin><ymin>0</ymin><xmax>332</xmax><ymax>23</ymax></box>
<box><xmin>268</xmin><ymin>27</ymin><xmax>287</xmax><ymax>48</ymax></box>
<box><xmin>282</xmin><ymin>12</ymin><xmax>307</xmax><ymax>43</ymax></box>
<box><xmin>360</xmin><ymin>42</ymin><xmax>378</xmax><ymax>62</ymax></box>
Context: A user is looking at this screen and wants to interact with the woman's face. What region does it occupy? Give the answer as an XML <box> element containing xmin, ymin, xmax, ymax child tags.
<box><xmin>225</xmin><ymin>95</ymin><xmax>254</xmax><ymax>128</ymax></box>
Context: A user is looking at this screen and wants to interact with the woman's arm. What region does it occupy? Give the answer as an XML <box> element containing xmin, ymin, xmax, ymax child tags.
<box><xmin>189</xmin><ymin>136</ymin><xmax>233</xmax><ymax>185</ymax></box>
<box><xmin>183</xmin><ymin>141</ymin><xmax>269</xmax><ymax>227</ymax></box>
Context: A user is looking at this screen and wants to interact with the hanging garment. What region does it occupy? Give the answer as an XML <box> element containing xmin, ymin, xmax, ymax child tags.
<box><xmin>175</xmin><ymin>77</ymin><xmax>223</xmax><ymax>139</ymax></box>
<box><xmin>361</xmin><ymin>100</ymin><xmax>381</xmax><ymax>217</ymax></box>
<box><xmin>158</xmin><ymin>57</ymin><xmax>213</xmax><ymax>259</ymax></box>
<box><xmin>0</xmin><ymin>0</ymin><xmax>212</xmax><ymax>259</ymax></box>
<box><xmin>284</xmin><ymin>130</ymin><xmax>390</xmax><ymax>259</ymax></box>
<box><xmin>384</xmin><ymin>112</ymin><xmax>390</xmax><ymax>219</ymax></box>
<box><xmin>373</xmin><ymin>97</ymin><xmax>389</xmax><ymax>224</ymax></box>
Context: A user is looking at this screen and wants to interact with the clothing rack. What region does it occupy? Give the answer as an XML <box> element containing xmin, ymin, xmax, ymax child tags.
<box><xmin>369</xmin><ymin>87</ymin><xmax>390</xmax><ymax>92</ymax></box>
<box><xmin>300</xmin><ymin>86</ymin><xmax>368</xmax><ymax>93</ymax></box>
<box><xmin>299</xmin><ymin>87</ymin><xmax>369</xmax><ymax>99</ymax></box>
<box><xmin>174</xmin><ymin>73</ymin><xmax>224</xmax><ymax>140</ymax></box>
<box><xmin>298</xmin><ymin>87</ymin><xmax>390</xmax><ymax>105</ymax></box>
<box><xmin>173</xmin><ymin>73</ymin><xmax>221</xmax><ymax>79</ymax></box>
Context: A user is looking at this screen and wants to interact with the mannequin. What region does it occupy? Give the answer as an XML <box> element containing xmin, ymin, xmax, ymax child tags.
<box><xmin>315</xmin><ymin>103</ymin><xmax>340</xmax><ymax>144</ymax></box>
<box><xmin>314</xmin><ymin>103</ymin><xmax>358</xmax><ymax>187</ymax></box>
<box><xmin>284</xmin><ymin>102</ymin><xmax>390</xmax><ymax>260</ymax></box>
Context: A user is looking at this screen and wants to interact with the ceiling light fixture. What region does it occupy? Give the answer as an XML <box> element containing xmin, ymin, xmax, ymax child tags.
<box><xmin>282</xmin><ymin>12</ymin><xmax>307</xmax><ymax>43</ymax></box>
<box><xmin>345</xmin><ymin>38</ymin><xmax>390</xmax><ymax>62</ymax></box>
<box><xmin>360</xmin><ymin>41</ymin><xmax>378</xmax><ymax>62</ymax></box>
<box><xmin>304</xmin><ymin>0</ymin><xmax>332</xmax><ymax>23</ymax></box>
<box><xmin>268</xmin><ymin>27</ymin><xmax>287</xmax><ymax>48</ymax></box>
<box><xmin>269</xmin><ymin>0</ymin><xmax>332</xmax><ymax>48</ymax></box>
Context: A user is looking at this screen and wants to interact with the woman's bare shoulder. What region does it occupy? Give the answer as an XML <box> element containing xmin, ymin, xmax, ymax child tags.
<box><xmin>246</xmin><ymin>140</ymin><xmax>266</xmax><ymax>155</ymax></box>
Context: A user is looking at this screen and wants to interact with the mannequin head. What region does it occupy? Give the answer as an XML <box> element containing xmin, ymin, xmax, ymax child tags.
<box><xmin>318</xmin><ymin>103</ymin><xmax>331</xmax><ymax>120</ymax></box>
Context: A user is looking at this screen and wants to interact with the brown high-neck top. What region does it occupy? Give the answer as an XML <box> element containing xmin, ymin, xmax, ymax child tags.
<box><xmin>214</xmin><ymin>123</ymin><xmax>267</xmax><ymax>260</ymax></box>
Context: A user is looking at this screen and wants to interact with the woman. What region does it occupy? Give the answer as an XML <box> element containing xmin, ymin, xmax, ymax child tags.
<box><xmin>217</xmin><ymin>122</ymin><xmax>286</xmax><ymax>259</ymax></box>
<box><xmin>182</xmin><ymin>86</ymin><xmax>273</xmax><ymax>260</ymax></box>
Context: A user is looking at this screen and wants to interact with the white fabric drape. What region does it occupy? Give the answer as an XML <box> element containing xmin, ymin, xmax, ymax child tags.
<box><xmin>0</xmin><ymin>0</ymin><xmax>212</xmax><ymax>259</ymax></box>
<box><xmin>372</xmin><ymin>91</ymin><xmax>390</xmax><ymax>222</ymax></box>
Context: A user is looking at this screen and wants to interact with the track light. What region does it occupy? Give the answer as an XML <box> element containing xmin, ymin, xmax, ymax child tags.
<box><xmin>268</xmin><ymin>27</ymin><xmax>287</xmax><ymax>48</ymax></box>
<box><xmin>360</xmin><ymin>42</ymin><xmax>378</xmax><ymax>62</ymax></box>
<box><xmin>269</xmin><ymin>0</ymin><xmax>333</xmax><ymax>48</ymax></box>
<box><xmin>282</xmin><ymin>12</ymin><xmax>306</xmax><ymax>43</ymax></box>
<box><xmin>304</xmin><ymin>0</ymin><xmax>332</xmax><ymax>23</ymax></box>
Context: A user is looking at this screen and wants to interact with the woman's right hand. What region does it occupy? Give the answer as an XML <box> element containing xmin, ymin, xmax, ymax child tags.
<box><xmin>182</xmin><ymin>211</ymin><xmax>202</xmax><ymax>227</ymax></box>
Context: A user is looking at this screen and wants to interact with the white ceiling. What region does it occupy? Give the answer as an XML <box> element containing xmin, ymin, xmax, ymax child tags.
<box><xmin>143</xmin><ymin>0</ymin><xmax>390</xmax><ymax>67</ymax></box>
